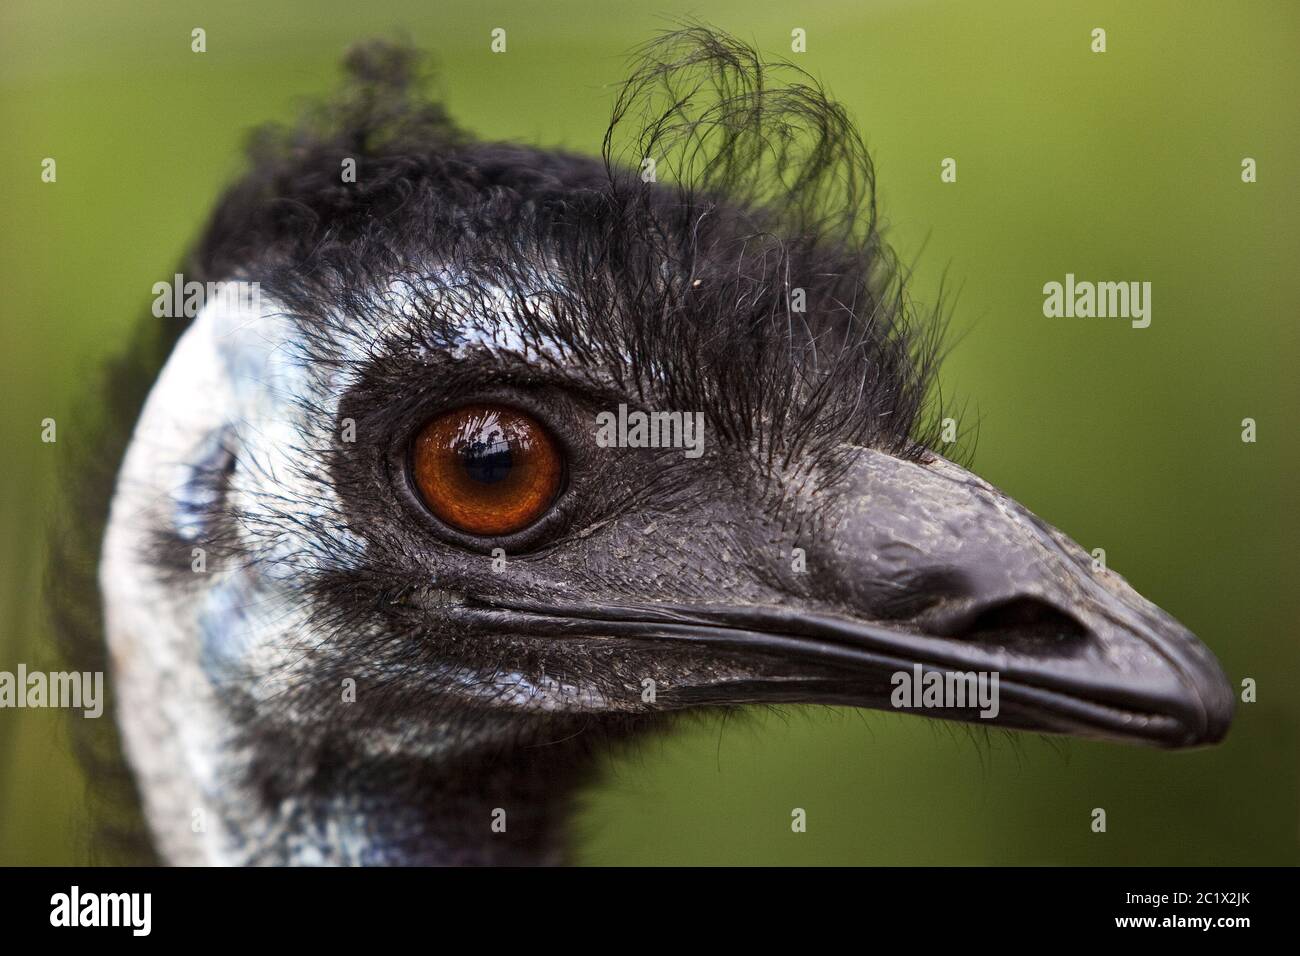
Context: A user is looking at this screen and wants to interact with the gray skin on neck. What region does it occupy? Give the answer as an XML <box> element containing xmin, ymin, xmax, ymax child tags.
<box><xmin>97</xmin><ymin>34</ymin><xmax>1233</xmax><ymax>866</ymax></box>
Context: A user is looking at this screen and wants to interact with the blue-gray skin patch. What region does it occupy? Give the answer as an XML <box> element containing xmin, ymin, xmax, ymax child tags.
<box><xmin>172</xmin><ymin>426</ymin><xmax>235</xmax><ymax>542</ymax></box>
<box><xmin>197</xmin><ymin>568</ymin><xmax>261</xmax><ymax>683</ymax></box>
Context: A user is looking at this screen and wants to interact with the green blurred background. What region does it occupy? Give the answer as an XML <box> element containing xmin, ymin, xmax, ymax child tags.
<box><xmin>1</xmin><ymin>0</ymin><xmax>1296</xmax><ymax>865</ymax></box>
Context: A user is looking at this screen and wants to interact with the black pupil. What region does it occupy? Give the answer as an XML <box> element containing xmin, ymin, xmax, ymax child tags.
<box><xmin>459</xmin><ymin>433</ymin><xmax>513</xmax><ymax>484</ymax></box>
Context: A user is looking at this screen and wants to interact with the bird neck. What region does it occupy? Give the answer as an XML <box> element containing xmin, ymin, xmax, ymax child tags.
<box><xmin>215</xmin><ymin>716</ymin><xmax>620</xmax><ymax>866</ymax></box>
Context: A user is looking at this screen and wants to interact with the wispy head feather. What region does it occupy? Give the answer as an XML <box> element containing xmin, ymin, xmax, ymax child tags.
<box><xmin>195</xmin><ymin>28</ymin><xmax>948</xmax><ymax>484</ymax></box>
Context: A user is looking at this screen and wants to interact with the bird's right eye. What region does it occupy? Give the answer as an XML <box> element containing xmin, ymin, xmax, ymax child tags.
<box><xmin>410</xmin><ymin>403</ymin><xmax>564</xmax><ymax>537</ymax></box>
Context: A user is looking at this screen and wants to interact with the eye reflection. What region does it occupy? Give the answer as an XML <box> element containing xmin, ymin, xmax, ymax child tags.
<box><xmin>460</xmin><ymin>427</ymin><xmax>512</xmax><ymax>485</ymax></box>
<box><xmin>411</xmin><ymin>404</ymin><xmax>562</xmax><ymax>536</ymax></box>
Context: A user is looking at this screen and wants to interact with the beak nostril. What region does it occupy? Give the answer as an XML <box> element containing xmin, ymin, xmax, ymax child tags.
<box><xmin>953</xmin><ymin>597</ymin><xmax>1090</xmax><ymax>651</ymax></box>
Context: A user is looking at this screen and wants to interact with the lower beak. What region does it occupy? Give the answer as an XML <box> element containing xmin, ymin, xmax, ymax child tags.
<box><xmin>468</xmin><ymin>450</ymin><xmax>1235</xmax><ymax>748</ymax></box>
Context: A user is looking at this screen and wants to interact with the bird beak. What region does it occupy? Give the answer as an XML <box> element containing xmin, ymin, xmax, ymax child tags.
<box><xmin>662</xmin><ymin>449</ymin><xmax>1236</xmax><ymax>747</ymax></box>
<box><xmin>479</xmin><ymin>448</ymin><xmax>1233</xmax><ymax>747</ymax></box>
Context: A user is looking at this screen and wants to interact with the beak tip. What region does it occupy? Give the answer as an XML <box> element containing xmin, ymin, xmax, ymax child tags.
<box><xmin>1182</xmin><ymin>667</ymin><xmax>1235</xmax><ymax>748</ymax></box>
<box><xmin>1150</xmin><ymin>638</ymin><xmax>1236</xmax><ymax>748</ymax></box>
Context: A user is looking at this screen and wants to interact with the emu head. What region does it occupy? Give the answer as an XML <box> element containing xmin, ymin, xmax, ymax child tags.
<box><xmin>99</xmin><ymin>32</ymin><xmax>1233</xmax><ymax>865</ymax></box>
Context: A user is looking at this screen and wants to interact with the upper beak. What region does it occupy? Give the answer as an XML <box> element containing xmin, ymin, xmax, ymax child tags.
<box><xmin>470</xmin><ymin>449</ymin><xmax>1235</xmax><ymax>748</ymax></box>
<box><xmin>689</xmin><ymin>449</ymin><xmax>1236</xmax><ymax>747</ymax></box>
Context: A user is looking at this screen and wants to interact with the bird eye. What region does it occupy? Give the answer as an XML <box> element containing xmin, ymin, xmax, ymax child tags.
<box><xmin>410</xmin><ymin>404</ymin><xmax>563</xmax><ymax>537</ymax></box>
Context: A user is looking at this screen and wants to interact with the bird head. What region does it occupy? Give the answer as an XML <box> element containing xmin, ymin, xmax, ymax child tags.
<box><xmin>99</xmin><ymin>31</ymin><xmax>1232</xmax><ymax>863</ymax></box>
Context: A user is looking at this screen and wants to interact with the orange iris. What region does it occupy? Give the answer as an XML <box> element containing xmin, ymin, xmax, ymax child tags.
<box><xmin>411</xmin><ymin>404</ymin><xmax>563</xmax><ymax>536</ymax></box>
